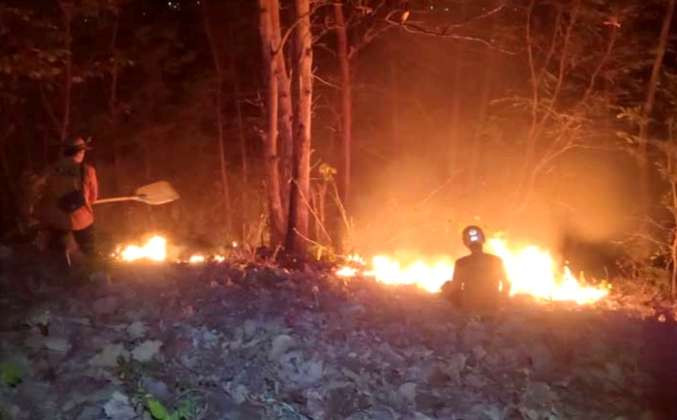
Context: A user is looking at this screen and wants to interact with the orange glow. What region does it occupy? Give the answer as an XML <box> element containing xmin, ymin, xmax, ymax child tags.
<box><xmin>365</xmin><ymin>255</ymin><xmax>454</xmax><ymax>293</ymax></box>
<box><xmin>336</xmin><ymin>266</ymin><xmax>359</xmax><ymax>277</ymax></box>
<box><xmin>188</xmin><ymin>254</ymin><xmax>206</xmax><ymax>264</ymax></box>
<box><xmin>487</xmin><ymin>237</ymin><xmax>609</xmax><ymax>304</ymax></box>
<box><xmin>337</xmin><ymin>235</ymin><xmax>609</xmax><ymax>304</ymax></box>
<box><xmin>116</xmin><ymin>235</ymin><xmax>167</xmax><ymax>262</ymax></box>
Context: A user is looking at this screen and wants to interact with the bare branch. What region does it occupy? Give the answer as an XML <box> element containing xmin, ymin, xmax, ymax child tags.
<box><xmin>385</xmin><ymin>14</ymin><xmax>516</xmax><ymax>54</ymax></box>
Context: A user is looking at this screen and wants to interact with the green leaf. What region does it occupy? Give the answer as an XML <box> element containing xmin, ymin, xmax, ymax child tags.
<box><xmin>0</xmin><ymin>362</ymin><xmax>23</xmax><ymax>387</ymax></box>
<box><xmin>146</xmin><ymin>396</ymin><xmax>171</xmax><ymax>420</ymax></box>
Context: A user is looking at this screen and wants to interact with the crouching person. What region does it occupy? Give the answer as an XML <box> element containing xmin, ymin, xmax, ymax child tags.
<box><xmin>442</xmin><ymin>226</ymin><xmax>510</xmax><ymax>314</ymax></box>
<box><xmin>37</xmin><ymin>137</ymin><xmax>98</xmax><ymax>270</ymax></box>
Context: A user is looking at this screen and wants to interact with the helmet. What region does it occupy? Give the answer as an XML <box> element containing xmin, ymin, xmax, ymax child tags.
<box><xmin>462</xmin><ymin>225</ymin><xmax>485</xmax><ymax>248</ymax></box>
<box><xmin>62</xmin><ymin>136</ymin><xmax>92</xmax><ymax>156</ymax></box>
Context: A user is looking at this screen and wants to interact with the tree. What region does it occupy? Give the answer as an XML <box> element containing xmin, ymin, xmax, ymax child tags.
<box><xmin>258</xmin><ymin>0</ymin><xmax>287</xmax><ymax>246</ymax></box>
<box><xmin>334</xmin><ymin>1</ymin><xmax>351</xmax><ymax>251</ymax></box>
<box><xmin>201</xmin><ymin>0</ymin><xmax>233</xmax><ymax>235</ymax></box>
<box><xmin>637</xmin><ymin>0</ymin><xmax>675</xmax><ymax>233</ymax></box>
<box><xmin>286</xmin><ymin>0</ymin><xmax>314</xmax><ymax>254</ymax></box>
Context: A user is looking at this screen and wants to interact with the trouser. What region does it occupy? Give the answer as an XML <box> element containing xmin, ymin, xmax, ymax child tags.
<box><xmin>47</xmin><ymin>224</ymin><xmax>95</xmax><ymax>256</ymax></box>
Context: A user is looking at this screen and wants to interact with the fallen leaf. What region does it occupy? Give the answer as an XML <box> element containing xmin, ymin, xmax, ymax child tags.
<box><xmin>132</xmin><ymin>340</ymin><xmax>163</xmax><ymax>362</ymax></box>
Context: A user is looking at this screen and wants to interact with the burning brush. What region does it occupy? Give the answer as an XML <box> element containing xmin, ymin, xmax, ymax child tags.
<box><xmin>337</xmin><ymin>234</ymin><xmax>610</xmax><ymax>305</ymax></box>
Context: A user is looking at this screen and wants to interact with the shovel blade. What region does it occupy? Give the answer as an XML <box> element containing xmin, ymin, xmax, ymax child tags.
<box><xmin>134</xmin><ymin>181</ymin><xmax>180</xmax><ymax>205</ymax></box>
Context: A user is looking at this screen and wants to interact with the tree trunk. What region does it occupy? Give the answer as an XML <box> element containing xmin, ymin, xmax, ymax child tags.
<box><xmin>286</xmin><ymin>0</ymin><xmax>313</xmax><ymax>253</ymax></box>
<box><xmin>258</xmin><ymin>0</ymin><xmax>286</xmax><ymax>246</ymax></box>
<box><xmin>470</xmin><ymin>49</ymin><xmax>493</xmax><ymax>190</ymax></box>
<box><xmin>228</xmin><ymin>27</ymin><xmax>249</xmax><ymax>240</ymax></box>
<box><xmin>334</xmin><ymin>1</ymin><xmax>352</xmax><ymax>251</ymax></box>
<box><xmin>109</xmin><ymin>9</ymin><xmax>121</xmax><ymax>196</ymax></box>
<box><xmin>58</xmin><ymin>1</ymin><xmax>73</xmax><ymax>143</ymax></box>
<box><xmin>639</xmin><ymin>0</ymin><xmax>675</xmax><ymax>225</ymax></box>
<box><xmin>202</xmin><ymin>0</ymin><xmax>233</xmax><ymax>236</ymax></box>
<box><xmin>268</xmin><ymin>0</ymin><xmax>293</xmax><ymax>215</ymax></box>
<box><xmin>448</xmin><ymin>44</ymin><xmax>462</xmax><ymax>182</ymax></box>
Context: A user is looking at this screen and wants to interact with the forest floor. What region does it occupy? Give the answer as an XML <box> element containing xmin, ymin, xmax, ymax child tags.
<box><xmin>1</xmin><ymin>252</ymin><xmax>677</xmax><ymax>420</ymax></box>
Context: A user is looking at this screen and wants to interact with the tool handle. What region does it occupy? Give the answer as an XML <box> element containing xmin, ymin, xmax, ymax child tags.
<box><xmin>93</xmin><ymin>196</ymin><xmax>139</xmax><ymax>205</ymax></box>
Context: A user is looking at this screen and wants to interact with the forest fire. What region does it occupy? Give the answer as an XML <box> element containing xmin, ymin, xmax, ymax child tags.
<box><xmin>115</xmin><ymin>234</ymin><xmax>608</xmax><ymax>304</ymax></box>
<box><xmin>114</xmin><ymin>235</ymin><xmax>225</xmax><ymax>264</ymax></box>
<box><xmin>337</xmin><ymin>236</ymin><xmax>610</xmax><ymax>305</ymax></box>
<box><xmin>114</xmin><ymin>235</ymin><xmax>167</xmax><ymax>262</ymax></box>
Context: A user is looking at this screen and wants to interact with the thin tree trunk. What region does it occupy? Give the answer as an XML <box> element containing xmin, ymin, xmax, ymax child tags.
<box><xmin>391</xmin><ymin>55</ymin><xmax>400</xmax><ymax>149</ymax></box>
<box><xmin>228</xmin><ymin>28</ymin><xmax>249</xmax><ymax>240</ymax></box>
<box><xmin>258</xmin><ymin>0</ymin><xmax>286</xmax><ymax>246</ymax></box>
<box><xmin>58</xmin><ymin>1</ymin><xmax>73</xmax><ymax>143</ymax></box>
<box><xmin>334</xmin><ymin>1</ymin><xmax>351</xmax><ymax>251</ymax></box>
<box><xmin>523</xmin><ymin>1</ymin><xmax>579</xmax><ymax>190</ymax></box>
<box><xmin>0</xmin><ymin>136</ymin><xmax>15</xmax><ymax>208</ymax></box>
<box><xmin>269</xmin><ymin>0</ymin><xmax>293</xmax><ymax>215</ymax></box>
<box><xmin>143</xmin><ymin>138</ymin><xmax>155</xmax><ymax>229</ymax></box>
<box><xmin>202</xmin><ymin>0</ymin><xmax>233</xmax><ymax>235</ymax></box>
<box><xmin>639</xmin><ymin>0</ymin><xmax>675</xmax><ymax>223</ymax></box>
<box><xmin>109</xmin><ymin>9</ymin><xmax>121</xmax><ymax>195</ymax></box>
<box><xmin>470</xmin><ymin>49</ymin><xmax>493</xmax><ymax>190</ymax></box>
<box><xmin>448</xmin><ymin>44</ymin><xmax>462</xmax><ymax>181</ymax></box>
<box><xmin>667</xmin><ymin>123</ymin><xmax>677</xmax><ymax>300</ymax></box>
<box><xmin>286</xmin><ymin>0</ymin><xmax>313</xmax><ymax>253</ymax></box>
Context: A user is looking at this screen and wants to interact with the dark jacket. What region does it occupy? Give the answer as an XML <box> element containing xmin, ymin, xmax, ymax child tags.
<box><xmin>442</xmin><ymin>252</ymin><xmax>509</xmax><ymax>312</ymax></box>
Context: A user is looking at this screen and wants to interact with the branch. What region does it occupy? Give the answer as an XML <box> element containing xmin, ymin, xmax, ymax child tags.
<box><xmin>526</xmin><ymin>0</ymin><xmax>538</xmax><ymax>135</ymax></box>
<box><xmin>313</xmin><ymin>73</ymin><xmax>340</xmax><ymax>89</ymax></box>
<box><xmin>443</xmin><ymin>2</ymin><xmax>507</xmax><ymax>29</ymax></box>
<box><xmin>581</xmin><ymin>23</ymin><xmax>619</xmax><ymax>103</ymax></box>
<box><xmin>386</xmin><ymin>14</ymin><xmax>515</xmax><ymax>54</ymax></box>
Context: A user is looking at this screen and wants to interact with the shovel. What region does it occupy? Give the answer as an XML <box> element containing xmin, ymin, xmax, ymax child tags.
<box><xmin>94</xmin><ymin>181</ymin><xmax>180</xmax><ymax>206</ymax></box>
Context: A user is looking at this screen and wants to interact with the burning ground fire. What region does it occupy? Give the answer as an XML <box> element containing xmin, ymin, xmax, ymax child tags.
<box><xmin>112</xmin><ymin>235</ymin><xmax>225</xmax><ymax>264</ymax></box>
<box><xmin>337</xmin><ymin>236</ymin><xmax>610</xmax><ymax>305</ymax></box>
<box><xmin>114</xmin><ymin>234</ymin><xmax>609</xmax><ymax>305</ymax></box>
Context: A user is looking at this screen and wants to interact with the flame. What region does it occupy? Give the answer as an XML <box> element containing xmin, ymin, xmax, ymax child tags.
<box><xmin>337</xmin><ymin>236</ymin><xmax>609</xmax><ymax>304</ymax></box>
<box><xmin>117</xmin><ymin>235</ymin><xmax>167</xmax><ymax>262</ymax></box>
<box><xmin>336</xmin><ymin>266</ymin><xmax>359</xmax><ymax>277</ymax></box>
<box><xmin>486</xmin><ymin>238</ymin><xmax>608</xmax><ymax>304</ymax></box>
<box><xmin>188</xmin><ymin>254</ymin><xmax>206</xmax><ymax>264</ymax></box>
<box><xmin>365</xmin><ymin>255</ymin><xmax>454</xmax><ymax>293</ymax></box>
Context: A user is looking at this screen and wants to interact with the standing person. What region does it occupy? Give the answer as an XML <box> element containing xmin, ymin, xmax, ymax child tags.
<box><xmin>37</xmin><ymin>137</ymin><xmax>98</xmax><ymax>260</ymax></box>
<box><xmin>442</xmin><ymin>225</ymin><xmax>510</xmax><ymax>313</ymax></box>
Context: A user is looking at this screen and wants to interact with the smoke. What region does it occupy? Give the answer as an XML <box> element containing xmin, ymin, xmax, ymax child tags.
<box><xmin>349</xmin><ymin>143</ymin><xmax>640</xmax><ymax>258</ymax></box>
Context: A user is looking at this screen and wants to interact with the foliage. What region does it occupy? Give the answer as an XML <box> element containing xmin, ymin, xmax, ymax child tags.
<box><xmin>145</xmin><ymin>395</ymin><xmax>200</xmax><ymax>420</ymax></box>
<box><xmin>0</xmin><ymin>362</ymin><xmax>23</xmax><ymax>387</ymax></box>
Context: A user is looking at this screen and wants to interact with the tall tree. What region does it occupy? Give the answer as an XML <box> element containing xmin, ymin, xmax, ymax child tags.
<box><xmin>201</xmin><ymin>0</ymin><xmax>233</xmax><ymax>235</ymax></box>
<box><xmin>334</xmin><ymin>1</ymin><xmax>351</xmax><ymax>250</ymax></box>
<box><xmin>286</xmin><ymin>0</ymin><xmax>313</xmax><ymax>253</ymax></box>
<box><xmin>57</xmin><ymin>0</ymin><xmax>74</xmax><ymax>142</ymax></box>
<box><xmin>258</xmin><ymin>0</ymin><xmax>286</xmax><ymax>246</ymax></box>
<box><xmin>638</xmin><ymin>0</ymin><xmax>676</xmax><ymax>216</ymax></box>
<box><xmin>269</xmin><ymin>0</ymin><xmax>294</xmax><ymax>213</ymax></box>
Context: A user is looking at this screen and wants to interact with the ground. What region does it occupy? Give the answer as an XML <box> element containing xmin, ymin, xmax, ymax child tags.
<box><xmin>0</xmin><ymin>256</ymin><xmax>676</xmax><ymax>420</ymax></box>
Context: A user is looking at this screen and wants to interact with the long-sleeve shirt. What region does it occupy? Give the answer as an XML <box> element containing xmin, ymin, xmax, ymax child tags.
<box><xmin>37</xmin><ymin>160</ymin><xmax>98</xmax><ymax>231</ymax></box>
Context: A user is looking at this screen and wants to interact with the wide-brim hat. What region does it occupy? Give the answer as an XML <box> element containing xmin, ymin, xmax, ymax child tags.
<box><xmin>61</xmin><ymin>136</ymin><xmax>93</xmax><ymax>151</ymax></box>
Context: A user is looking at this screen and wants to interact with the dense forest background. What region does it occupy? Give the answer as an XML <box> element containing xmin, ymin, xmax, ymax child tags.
<box><xmin>2</xmin><ymin>0</ymin><xmax>677</xmax><ymax>282</ymax></box>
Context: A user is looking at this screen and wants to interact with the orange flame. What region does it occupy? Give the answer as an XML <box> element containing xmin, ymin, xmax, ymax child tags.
<box><xmin>116</xmin><ymin>235</ymin><xmax>167</xmax><ymax>262</ymax></box>
<box><xmin>188</xmin><ymin>254</ymin><xmax>206</xmax><ymax>264</ymax></box>
<box><xmin>336</xmin><ymin>236</ymin><xmax>609</xmax><ymax>304</ymax></box>
<box><xmin>487</xmin><ymin>238</ymin><xmax>609</xmax><ymax>304</ymax></box>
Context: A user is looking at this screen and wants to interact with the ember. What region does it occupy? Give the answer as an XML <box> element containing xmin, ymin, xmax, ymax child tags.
<box><xmin>337</xmin><ymin>235</ymin><xmax>609</xmax><ymax>304</ymax></box>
